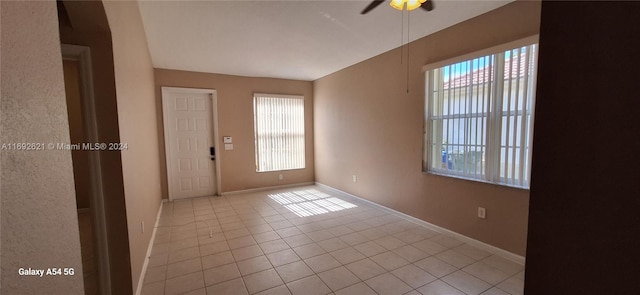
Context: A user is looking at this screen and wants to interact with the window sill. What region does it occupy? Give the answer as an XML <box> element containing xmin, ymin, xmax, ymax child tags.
<box><xmin>256</xmin><ymin>167</ymin><xmax>306</xmax><ymax>173</ymax></box>
<box><xmin>423</xmin><ymin>170</ymin><xmax>530</xmax><ymax>191</ymax></box>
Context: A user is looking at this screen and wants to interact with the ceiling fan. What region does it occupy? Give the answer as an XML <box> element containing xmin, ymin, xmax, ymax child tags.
<box><xmin>361</xmin><ymin>0</ymin><xmax>435</xmax><ymax>14</ymax></box>
<box><xmin>360</xmin><ymin>0</ymin><xmax>435</xmax><ymax>93</ymax></box>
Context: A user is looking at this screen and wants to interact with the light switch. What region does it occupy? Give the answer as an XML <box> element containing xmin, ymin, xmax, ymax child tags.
<box><xmin>224</xmin><ymin>143</ymin><xmax>234</xmax><ymax>150</ymax></box>
<box><xmin>223</xmin><ymin>136</ymin><xmax>232</xmax><ymax>144</ymax></box>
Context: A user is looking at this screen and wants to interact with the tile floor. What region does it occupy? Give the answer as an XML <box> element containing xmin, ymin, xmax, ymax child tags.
<box><xmin>141</xmin><ymin>185</ymin><xmax>524</xmax><ymax>295</ymax></box>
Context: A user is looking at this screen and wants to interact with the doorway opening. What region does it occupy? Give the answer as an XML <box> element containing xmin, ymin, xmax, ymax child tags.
<box><xmin>62</xmin><ymin>44</ymin><xmax>110</xmax><ymax>295</ymax></box>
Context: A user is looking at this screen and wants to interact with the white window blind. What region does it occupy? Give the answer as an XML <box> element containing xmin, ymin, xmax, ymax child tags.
<box><xmin>424</xmin><ymin>41</ymin><xmax>538</xmax><ymax>188</ymax></box>
<box><xmin>254</xmin><ymin>94</ymin><xmax>305</xmax><ymax>172</ymax></box>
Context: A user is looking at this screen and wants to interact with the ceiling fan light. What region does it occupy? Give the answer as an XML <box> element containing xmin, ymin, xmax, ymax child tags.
<box><xmin>406</xmin><ymin>0</ymin><xmax>422</xmax><ymax>11</ymax></box>
<box><xmin>389</xmin><ymin>0</ymin><xmax>405</xmax><ymax>10</ymax></box>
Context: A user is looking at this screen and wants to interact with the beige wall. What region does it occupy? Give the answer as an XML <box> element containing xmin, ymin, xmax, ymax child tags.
<box><xmin>154</xmin><ymin>69</ymin><xmax>315</xmax><ymax>196</ymax></box>
<box><xmin>314</xmin><ymin>1</ymin><xmax>540</xmax><ymax>255</ymax></box>
<box><xmin>0</xmin><ymin>1</ymin><xmax>84</xmax><ymax>293</ymax></box>
<box><xmin>103</xmin><ymin>1</ymin><xmax>163</xmax><ymax>293</ymax></box>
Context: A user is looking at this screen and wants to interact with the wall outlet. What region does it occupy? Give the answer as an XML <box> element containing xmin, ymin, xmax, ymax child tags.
<box><xmin>477</xmin><ymin>207</ymin><xmax>486</xmax><ymax>219</ymax></box>
<box><xmin>352</xmin><ymin>175</ymin><xmax>357</xmax><ymax>182</ymax></box>
<box><xmin>141</xmin><ymin>221</ymin><xmax>145</xmax><ymax>233</ymax></box>
<box><xmin>278</xmin><ymin>174</ymin><xmax>283</xmax><ymax>180</ymax></box>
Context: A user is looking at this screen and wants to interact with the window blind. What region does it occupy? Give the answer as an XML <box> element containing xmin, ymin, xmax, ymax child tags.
<box><xmin>254</xmin><ymin>94</ymin><xmax>305</xmax><ymax>172</ymax></box>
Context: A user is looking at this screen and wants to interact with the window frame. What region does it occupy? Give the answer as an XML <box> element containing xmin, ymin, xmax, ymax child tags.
<box><xmin>253</xmin><ymin>93</ymin><xmax>306</xmax><ymax>173</ymax></box>
<box><xmin>422</xmin><ymin>36</ymin><xmax>539</xmax><ymax>189</ymax></box>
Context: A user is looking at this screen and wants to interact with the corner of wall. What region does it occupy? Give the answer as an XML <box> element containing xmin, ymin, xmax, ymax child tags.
<box><xmin>103</xmin><ymin>1</ymin><xmax>163</xmax><ymax>292</ymax></box>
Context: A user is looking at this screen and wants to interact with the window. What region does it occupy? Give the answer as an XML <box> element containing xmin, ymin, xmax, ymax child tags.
<box><xmin>423</xmin><ymin>38</ymin><xmax>538</xmax><ymax>188</ymax></box>
<box><xmin>254</xmin><ymin>93</ymin><xmax>305</xmax><ymax>172</ymax></box>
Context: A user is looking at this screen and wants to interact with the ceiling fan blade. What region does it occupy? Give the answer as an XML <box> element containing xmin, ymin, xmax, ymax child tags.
<box><xmin>421</xmin><ymin>0</ymin><xmax>435</xmax><ymax>11</ymax></box>
<box><xmin>361</xmin><ymin>0</ymin><xmax>385</xmax><ymax>15</ymax></box>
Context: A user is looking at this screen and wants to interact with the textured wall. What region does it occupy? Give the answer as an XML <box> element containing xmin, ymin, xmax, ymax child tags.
<box><xmin>1</xmin><ymin>1</ymin><xmax>84</xmax><ymax>293</ymax></box>
<box><xmin>154</xmin><ymin>69</ymin><xmax>314</xmax><ymax>195</ymax></box>
<box><xmin>103</xmin><ymin>1</ymin><xmax>163</xmax><ymax>293</ymax></box>
<box><xmin>314</xmin><ymin>1</ymin><xmax>540</xmax><ymax>255</ymax></box>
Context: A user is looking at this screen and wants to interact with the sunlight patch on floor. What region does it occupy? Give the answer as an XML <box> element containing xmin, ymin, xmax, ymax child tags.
<box><xmin>268</xmin><ymin>189</ymin><xmax>357</xmax><ymax>217</ymax></box>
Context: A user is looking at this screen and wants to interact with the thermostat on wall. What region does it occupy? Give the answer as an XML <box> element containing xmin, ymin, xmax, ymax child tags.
<box><xmin>223</xmin><ymin>136</ymin><xmax>232</xmax><ymax>143</ymax></box>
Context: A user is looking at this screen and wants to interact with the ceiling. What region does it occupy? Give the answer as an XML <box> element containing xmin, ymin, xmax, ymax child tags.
<box><xmin>138</xmin><ymin>0</ymin><xmax>512</xmax><ymax>81</ymax></box>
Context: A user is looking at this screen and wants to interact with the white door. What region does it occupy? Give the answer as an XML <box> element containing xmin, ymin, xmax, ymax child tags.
<box><xmin>162</xmin><ymin>87</ymin><xmax>218</xmax><ymax>200</ymax></box>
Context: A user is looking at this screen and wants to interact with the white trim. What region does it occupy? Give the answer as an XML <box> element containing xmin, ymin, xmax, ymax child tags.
<box><xmin>161</xmin><ymin>87</ymin><xmax>221</xmax><ymax>200</ymax></box>
<box><xmin>135</xmin><ymin>200</ymin><xmax>166</xmax><ymax>295</ymax></box>
<box><xmin>62</xmin><ymin>44</ymin><xmax>112</xmax><ymax>294</ymax></box>
<box><xmin>422</xmin><ymin>35</ymin><xmax>539</xmax><ymax>72</ymax></box>
<box><xmin>424</xmin><ymin>171</ymin><xmax>529</xmax><ymax>192</ymax></box>
<box><xmin>211</xmin><ymin>94</ymin><xmax>222</xmax><ymax>196</ymax></box>
<box><xmin>314</xmin><ymin>182</ymin><xmax>526</xmax><ymax>265</ymax></box>
<box><xmin>221</xmin><ymin>182</ymin><xmax>315</xmax><ymax>196</ymax></box>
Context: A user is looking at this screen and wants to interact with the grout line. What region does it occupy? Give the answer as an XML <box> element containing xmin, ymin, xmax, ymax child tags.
<box><xmin>162</xmin><ymin>204</ymin><xmax>171</xmax><ymax>294</ymax></box>
<box><xmin>315</xmin><ymin>182</ymin><xmax>526</xmax><ymax>265</ymax></box>
<box><xmin>218</xmin><ymin>195</ymin><xmax>253</xmax><ymax>295</ymax></box>
<box><xmin>194</xmin><ymin>198</ymin><xmax>208</xmax><ymax>294</ymax></box>
<box><xmin>149</xmin><ymin>186</ymin><xmax>523</xmax><ymax>295</ymax></box>
<box><xmin>135</xmin><ymin>199</ymin><xmax>165</xmax><ymax>295</ymax></box>
<box><xmin>263</xmin><ymin>245</ymin><xmax>294</xmax><ymax>295</ymax></box>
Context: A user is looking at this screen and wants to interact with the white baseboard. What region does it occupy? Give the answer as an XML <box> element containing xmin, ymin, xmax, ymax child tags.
<box><xmin>221</xmin><ymin>182</ymin><xmax>315</xmax><ymax>196</ymax></box>
<box><xmin>135</xmin><ymin>199</ymin><xmax>166</xmax><ymax>295</ymax></box>
<box><xmin>314</xmin><ymin>182</ymin><xmax>526</xmax><ymax>265</ymax></box>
